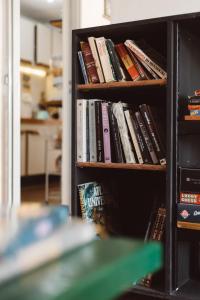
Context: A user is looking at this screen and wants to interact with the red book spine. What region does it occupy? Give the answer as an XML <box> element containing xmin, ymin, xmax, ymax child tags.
<box><xmin>115</xmin><ymin>43</ymin><xmax>141</xmax><ymax>81</ymax></box>
<box><xmin>101</xmin><ymin>102</ymin><xmax>111</xmax><ymax>163</ymax></box>
<box><xmin>80</xmin><ymin>42</ymin><xmax>100</xmax><ymax>83</ymax></box>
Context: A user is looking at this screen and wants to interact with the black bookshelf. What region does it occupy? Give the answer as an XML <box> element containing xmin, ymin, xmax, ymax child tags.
<box><xmin>72</xmin><ymin>12</ymin><xmax>200</xmax><ymax>300</ymax></box>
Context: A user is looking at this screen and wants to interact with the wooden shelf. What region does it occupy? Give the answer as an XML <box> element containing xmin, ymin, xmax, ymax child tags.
<box><xmin>77</xmin><ymin>79</ymin><xmax>167</xmax><ymax>91</ymax></box>
<box><xmin>76</xmin><ymin>162</ymin><xmax>166</xmax><ymax>171</ymax></box>
<box><xmin>46</xmin><ymin>100</ymin><xmax>62</xmax><ymax>108</ymax></box>
<box><xmin>21</xmin><ymin>118</ymin><xmax>62</xmax><ymax>126</ymax></box>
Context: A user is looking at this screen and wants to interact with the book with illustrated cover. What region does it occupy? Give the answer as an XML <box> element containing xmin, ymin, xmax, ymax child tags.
<box><xmin>77</xmin><ymin>181</ymin><xmax>113</xmax><ymax>238</ymax></box>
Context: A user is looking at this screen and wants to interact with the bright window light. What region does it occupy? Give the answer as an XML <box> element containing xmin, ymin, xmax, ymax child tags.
<box><xmin>20</xmin><ymin>66</ymin><xmax>47</xmax><ymax>78</ymax></box>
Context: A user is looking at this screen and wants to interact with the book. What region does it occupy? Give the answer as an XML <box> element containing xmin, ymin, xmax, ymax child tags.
<box><xmin>188</xmin><ymin>96</ymin><xmax>200</xmax><ymax>103</ymax></box>
<box><xmin>108</xmin><ymin>103</ymin><xmax>124</xmax><ymax>163</ymax></box>
<box><xmin>106</xmin><ymin>39</ymin><xmax>126</xmax><ymax>81</ymax></box>
<box><xmin>80</xmin><ymin>41</ymin><xmax>100</xmax><ymax>83</ymax></box>
<box><xmin>190</xmin><ymin>109</ymin><xmax>200</xmax><ymax>116</ymax></box>
<box><xmin>77</xmin><ymin>99</ymin><xmax>87</xmax><ymax>162</ymax></box>
<box><xmin>131</xmin><ymin>114</ymin><xmax>152</xmax><ymax>164</ymax></box>
<box><xmin>124</xmin><ymin>40</ymin><xmax>167</xmax><ymax>79</ymax></box>
<box><xmin>88</xmin><ymin>37</ymin><xmax>105</xmax><ymax>83</ymax></box>
<box><xmin>89</xmin><ymin>100</ymin><xmax>97</xmax><ymax>162</ymax></box>
<box><xmin>78</xmin><ymin>51</ymin><xmax>89</xmax><ymax>84</ymax></box>
<box><xmin>188</xmin><ymin>105</ymin><xmax>200</xmax><ymax>110</ymax></box>
<box><xmin>126</xmin><ymin>48</ymin><xmax>150</xmax><ymax>80</ymax></box>
<box><xmin>142</xmin><ymin>206</ymin><xmax>166</xmax><ymax>288</ymax></box>
<box><xmin>184</xmin><ymin>115</ymin><xmax>200</xmax><ymax>120</ymax></box>
<box><xmin>115</xmin><ymin>43</ymin><xmax>141</xmax><ymax>81</ymax></box>
<box><xmin>101</xmin><ymin>102</ymin><xmax>111</xmax><ymax>163</ymax></box>
<box><xmin>95</xmin><ymin>37</ymin><xmax>116</xmax><ymax>83</ymax></box>
<box><xmin>86</xmin><ymin>100</ymin><xmax>90</xmax><ymax>161</ymax></box>
<box><xmin>124</xmin><ymin>109</ymin><xmax>143</xmax><ymax>164</ymax></box>
<box><xmin>139</xmin><ymin>104</ymin><xmax>166</xmax><ymax>165</ymax></box>
<box><xmin>77</xmin><ymin>181</ymin><xmax>111</xmax><ymax>238</ymax></box>
<box><xmin>177</xmin><ymin>203</ymin><xmax>200</xmax><ymax>223</ymax></box>
<box><xmin>135</xmin><ymin>111</ymin><xmax>158</xmax><ymax>164</ymax></box>
<box><xmin>194</xmin><ymin>89</ymin><xmax>200</xmax><ymax>96</ymax></box>
<box><xmin>180</xmin><ymin>192</ymin><xmax>200</xmax><ymax>205</ymax></box>
<box><xmin>95</xmin><ymin>100</ymin><xmax>104</xmax><ymax>162</ymax></box>
<box><xmin>112</xmin><ymin>102</ymin><xmax>136</xmax><ymax>163</ymax></box>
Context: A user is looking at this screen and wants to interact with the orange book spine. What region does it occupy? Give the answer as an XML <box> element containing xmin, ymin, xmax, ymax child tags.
<box><xmin>184</xmin><ymin>115</ymin><xmax>200</xmax><ymax>120</ymax></box>
<box><xmin>115</xmin><ymin>43</ymin><xmax>141</xmax><ymax>81</ymax></box>
<box><xmin>188</xmin><ymin>105</ymin><xmax>200</xmax><ymax>110</ymax></box>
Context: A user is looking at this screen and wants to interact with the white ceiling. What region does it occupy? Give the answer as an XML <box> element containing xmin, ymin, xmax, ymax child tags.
<box><xmin>21</xmin><ymin>0</ymin><xmax>63</xmax><ymax>22</ymax></box>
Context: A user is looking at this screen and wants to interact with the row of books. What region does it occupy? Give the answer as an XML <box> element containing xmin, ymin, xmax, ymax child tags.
<box><xmin>77</xmin><ymin>180</ymin><xmax>166</xmax><ymax>287</ymax></box>
<box><xmin>77</xmin><ymin>99</ymin><xmax>166</xmax><ymax>165</ymax></box>
<box><xmin>184</xmin><ymin>88</ymin><xmax>200</xmax><ymax>120</ymax></box>
<box><xmin>78</xmin><ymin>37</ymin><xmax>167</xmax><ymax>84</ymax></box>
<box><xmin>177</xmin><ymin>168</ymin><xmax>200</xmax><ymax>230</ymax></box>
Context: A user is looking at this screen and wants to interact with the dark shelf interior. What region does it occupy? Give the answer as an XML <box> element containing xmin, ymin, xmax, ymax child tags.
<box><xmin>179</xmin><ymin>121</ymin><xmax>200</xmax><ymax>135</ymax></box>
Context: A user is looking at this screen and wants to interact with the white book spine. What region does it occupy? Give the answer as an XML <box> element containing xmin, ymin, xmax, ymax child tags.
<box><xmin>95</xmin><ymin>37</ymin><xmax>115</xmax><ymax>83</ymax></box>
<box><xmin>77</xmin><ymin>99</ymin><xmax>87</xmax><ymax>162</ymax></box>
<box><xmin>88</xmin><ymin>37</ymin><xmax>105</xmax><ymax>83</ymax></box>
<box><xmin>124</xmin><ymin>110</ymin><xmax>143</xmax><ymax>164</ymax></box>
<box><xmin>89</xmin><ymin>100</ymin><xmax>97</xmax><ymax>162</ymax></box>
<box><xmin>112</xmin><ymin>103</ymin><xmax>136</xmax><ymax>163</ymax></box>
<box><xmin>124</xmin><ymin>40</ymin><xmax>167</xmax><ymax>79</ymax></box>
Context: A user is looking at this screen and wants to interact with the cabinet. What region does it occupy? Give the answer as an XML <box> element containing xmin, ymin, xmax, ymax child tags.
<box><xmin>20</xmin><ymin>17</ymin><xmax>35</xmax><ymax>63</ymax></box>
<box><xmin>72</xmin><ymin>12</ymin><xmax>200</xmax><ymax>300</ymax></box>
<box><xmin>36</xmin><ymin>23</ymin><xmax>52</xmax><ymax>66</ymax></box>
<box><xmin>52</xmin><ymin>28</ymin><xmax>62</xmax><ymax>59</ymax></box>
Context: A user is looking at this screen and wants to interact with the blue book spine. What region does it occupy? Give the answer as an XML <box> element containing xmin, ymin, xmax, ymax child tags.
<box><xmin>190</xmin><ymin>109</ymin><xmax>200</xmax><ymax>116</ymax></box>
<box><xmin>78</xmin><ymin>51</ymin><xmax>89</xmax><ymax>84</ymax></box>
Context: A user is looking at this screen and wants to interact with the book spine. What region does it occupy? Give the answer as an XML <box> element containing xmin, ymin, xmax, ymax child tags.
<box><xmin>86</xmin><ymin>100</ymin><xmax>90</xmax><ymax>161</ymax></box>
<box><xmin>108</xmin><ymin>104</ymin><xmax>124</xmax><ymax>163</ymax></box>
<box><xmin>95</xmin><ymin>37</ymin><xmax>115</xmax><ymax>83</ymax></box>
<box><xmin>131</xmin><ymin>114</ymin><xmax>152</xmax><ymax>164</ymax></box>
<box><xmin>78</xmin><ymin>51</ymin><xmax>89</xmax><ymax>84</ymax></box>
<box><xmin>101</xmin><ymin>102</ymin><xmax>112</xmax><ymax>163</ymax></box>
<box><xmin>88</xmin><ymin>37</ymin><xmax>105</xmax><ymax>83</ymax></box>
<box><xmin>126</xmin><ymin>48</ymin><xmax>148</xmax><ymax>80</ymax></box>
<box><xmin>139</xmin><ymin>104</ymin><xmax>166</xmax><ymax>165</ymax></box>
<box><xmin>124</xmin><ymin>40</ymin><xmax>167</xmax><ymax>79</ymax></box>
<box><xmin>106</xmin><ymin>39</ymin><xmax>126</xmax><ymax>81</ymax></box>
<box><xmin>112</xmin><ymin>103</ymin><xmax>136</xmax><ymax>163</ymax></box>
<box><xmin>190</xmin><ymin>109</ymin><xmax>200</xmax><ymax>116</ymax></box>
<box><xmin>188</xmin><ymin>105</ymin><xmax>200</xmax><ymax>110</ymax></box>
<box><xmin>177</xmin><ymin>203</ymin><xmax>200</xmax><ymax>223</ymax></box>
<box><xmin>89</xmin><ymin>100</ymin><xmax>97</xmax><ymax>162</ymax></box>
<box><xmin>95</xmin><ymin>101</ymin><xmax>104</xmax><ymax>162</ymax></box>
<box><xmin>80</xmin><ymin>41</ymin><xmax>100</xmax><ymax>83</ymax></box>
<box><xmin>139</xmin><ymin>58</ymin><xmax>159</xmax><ymax>79</ymax></box>
<box><xmin>124</xmin><ymin>110</ymin><xmax>143</xmax><ymax>164</ymax></box>
<box><xmin>115</xmin><ymin>43</ymin><xmax>141</xmax><ymax>81</ymax></box>
<box><xmin>180</xmin><ymin>192</ymin><xmax>200</xmax><ymax>205</ymax></box>
<box><xmin>77</xmin><ymin>99</ymin><xmax>87</xmax><ymax>162</ymax></box>
<box><xmin>184</xmin><ymin>115</ymin><xmax>200</xmax><ymax>120</ymax></box>
<box><xmin>135</xmin><ymin>111</ymin><xmax>158</xmax><ymax>164</ymax></box>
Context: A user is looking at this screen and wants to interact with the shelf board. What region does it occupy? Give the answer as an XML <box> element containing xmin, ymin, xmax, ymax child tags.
<box><xmin>131</xmin><ymin>285</ymin><xmax>166</xmax><ymax>298</ymax></box>
<box><xmin>76</xmin><ymin>162</ymin><xmax>166</xmax><ymax>171</ymax></box>
<box><xmin>77</xmin><ymin>79</ymin><xmax>167</xmax><ymax>91</ymax></box>
<box><xmin>46</xmin><ymin>100</ymin><xmax>62</xmax><ymax>107</ymax></box>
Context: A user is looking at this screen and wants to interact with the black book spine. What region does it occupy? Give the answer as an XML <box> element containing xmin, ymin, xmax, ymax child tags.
<box><xmin>95</xmin><ymin>101</ymin><xmax>104</xmax><ymax>162</ymax></box>
<box><xmin>108</xmin><ymin>103</ymin><xmax>124</xmax><ymax>163</ymax></box>
<box><xmin>132</xmin><ymin>113</ymin><xmax>151</xmax><ymax>164</ymax></box>
<box><xmin>139</xmin><ymin>104</ymin><xmax>166</xmax><ymax>165</ymax></box>
<box><xmin>106</xmin><ymin>39</ymin><xmax>123</xmax><ymax>81</ymax></box>
<box><xmin>86</xmin><ymin>100</ymin><xmax>90</xmax><ymax>161</ymax></box>
<box><xmin>135</xmin><ymin>111</ymin><xmax>159</xmax><ymax>164</ymax></box>
<box><xmin>188</xmin><ymin>99</ymin><xmax>200</xmax><ymax>104</ymax></box>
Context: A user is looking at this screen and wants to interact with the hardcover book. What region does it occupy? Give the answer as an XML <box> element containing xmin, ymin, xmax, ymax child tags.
<box><xmin>88</xmin><ymin>37</ymin><xmax>105</xmax><ymax>83</ymax></box>
<box><xmin>177</xmin><ymin>203</ymin><xmax>200</xmax><ymax>223</ymax></box>
<box><xmin>101</xmin><ymin>102</ymin><xmax>111</xmax><ymax>163</ymax></box>
<box><xmin>80</xmin><ymin>41</ymin><xmax>100</xmax><ymax>83</ymax></box>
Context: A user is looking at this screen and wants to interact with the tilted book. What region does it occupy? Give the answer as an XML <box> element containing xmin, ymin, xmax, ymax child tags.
<box><xmin>77</xmin><ymin>99</ymin><xmax>87</xmax><ymax>162</ymax></box>
<box><xmin>88</xmin><ymin>37</ymin><xmax>105</xmax><ymax>83</ymax></box>
<box><xmin>135</xmin><ymin>111</ymin><xmax>158</xmax><ymax>164</ymax></box>
<box><xmin>112</xmin><ymin>102</ymin><xmax>136</xmax><ymax>163</ymax></box>
<box><xmin>78</xmin><ymin>51</ymin><xmax>89</xmax><ymax>84</ymax></box>
<box><xmin>126</xmin><ymin>48</ymin><xmax>149</xmax><ymax>80</ymax></box>
<box><xmin>139</xmin><ymin>104</ymin><xmax>166</xmax><ymax>165</ymax></box>
<box><xmin>101</xmin><ymin>102</ymin><xmax>111</xmax><ymax>163</ymax></box>
<box><xmin>124</xmin><ymin>40</ymin><xmax>167</xmax><ymax>79</ymax></box>
<box><xmin>89</xmin><ymin>100</ymin><xmax>97</xmax><ymax>162</ymax></box>
<box><xmin>95</xmin><ymin>37</ymin><xmax>115</xmax><ymax>83</ymax></box>
<box><xmin>115</xmin><ymin>43</ymin><xmax>141</xmax><ymax>81</ymax></box>
<box><xmin>124</xmin><ymin>109</ymin><xmax>143</xmax><ymax>164</ymax></box>
<box><xmin>95</xmin><ymin>100</ymin><xmax>104</xmax><ymax>162</ymax></box>
<box><xmin>80</xmin><ymin>41</ymin><xmax>100</xmax><ymax>83</ymax></box>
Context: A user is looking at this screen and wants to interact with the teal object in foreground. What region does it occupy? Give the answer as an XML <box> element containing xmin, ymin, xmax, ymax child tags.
<box><xmin>0</xmin><ymin>238</ymin><xmax>162</xmax><ymax>300</ymax></box>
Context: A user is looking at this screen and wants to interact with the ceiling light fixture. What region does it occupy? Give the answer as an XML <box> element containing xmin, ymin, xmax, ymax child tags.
<box><xmin>47</xmin><ymin>0</ymin><xmax>55</xmax><ymax>3</ymax></box>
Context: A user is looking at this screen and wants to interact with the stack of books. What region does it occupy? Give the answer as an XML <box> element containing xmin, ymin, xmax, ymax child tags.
<box><xmin>77</xmin><ymin>100</ymin><xmax>166</xmax><ymax>165</ymax></box>
<box><xmin>184</xmin><ymin>89</ymin><xmax>200</xmax><ymax>120</ymax></box>
<box><xmin>78</xmin><ymin>37</ymin><xmax>167</xmax><ymax>84</ymax></box>
<box><xmin>177</xmin><ymin>168</ymin><xmax>200</xmax><ymax>230</ymax></box>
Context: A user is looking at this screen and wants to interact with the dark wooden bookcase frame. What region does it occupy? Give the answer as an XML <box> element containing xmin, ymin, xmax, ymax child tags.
<box><xmin>72</xmin><ymin>12</ymin><xmax>200</xmax><ymax>300</ymax></box>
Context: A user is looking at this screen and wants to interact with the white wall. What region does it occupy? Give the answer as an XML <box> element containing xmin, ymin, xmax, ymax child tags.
<box><xmin>111</xmin><ymin>0</ymin><xmax>200</xmax><ymax>23</ymax></box>
<box><xmin>80</xmin><ymin>0</ymin><xmax>110</xmax><ymax>28</ymax></box>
